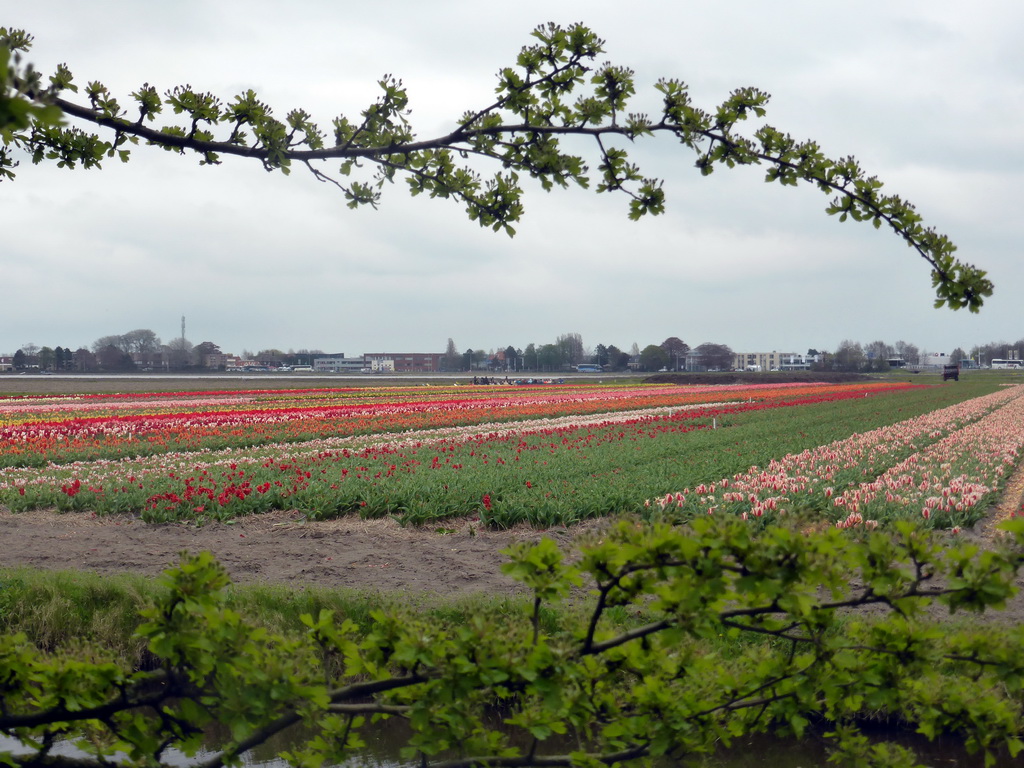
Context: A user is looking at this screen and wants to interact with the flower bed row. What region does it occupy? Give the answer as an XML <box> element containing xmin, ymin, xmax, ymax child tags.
<box><xmin>0</xmin><ymin>381</ymin><xmax>992</xmax><ymax>529</ymax></box>
<box><xmin>647</xmin><ymin>385</ymin><xmax>1024</xmax><ymax>530</ymax></box>
<box><xmin>0</xmin><ymin>381</ymin><xmax>912</xmax><ymax>468</ymax></box>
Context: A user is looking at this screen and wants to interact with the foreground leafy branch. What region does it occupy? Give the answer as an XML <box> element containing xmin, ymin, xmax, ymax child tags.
<box><xmin>1</xmin><ymin>23</ymin><xmax>992</xmax><ymax>311</ymax></box>
<box><xmin>4</xmin><ymin>518</ymin><xmax>1024</xmax><ymax>768</ymax></box>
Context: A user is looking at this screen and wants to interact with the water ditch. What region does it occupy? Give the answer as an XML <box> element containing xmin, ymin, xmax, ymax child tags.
<box><xmin>5</xmin><ymin>717</ymin><xmax>1023</xmax><ymax>768</ymax></box>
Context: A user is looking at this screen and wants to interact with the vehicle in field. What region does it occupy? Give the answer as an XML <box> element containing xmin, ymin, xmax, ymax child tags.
<box><xmin>575</xmin><ymin>364</ymin><xmax>603</xmax><ymax>373</ymax></box>
<box><xmin>942</xmin><ymin>363</ymin><xmax>960</xmax><ymax>381</ymax></box>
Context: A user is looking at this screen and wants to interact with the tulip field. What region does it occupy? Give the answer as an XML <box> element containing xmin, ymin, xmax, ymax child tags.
<box><xmin>1</xmin><ymin>378</ymin><xmax>1022</xmax><ymax>530</ymax></box>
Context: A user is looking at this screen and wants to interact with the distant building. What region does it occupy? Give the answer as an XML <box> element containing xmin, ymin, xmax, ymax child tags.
<box><xmin>363</xmin><ymin>353</ymin><xmax>444</xmax><ymax>373</ymax></box>
<box><xmin>202</xmin><ymin>353</ymin><xmax>228</xmax><ymax>370</ymax></box>
<box><xmin>732</xmin><ymin>351</ymin><xmax>800</xmax><ymax>372</ymax></box>
<box><xmin>313</xmin><ymin>354</ymin><xmax>364</xmax><ymax>373</ymax></box>
<box><xmin>683</xmin><ymin>349</ymin><xmax>718</xmax><ymax>372</ymax></box>
<box><xmin>779</xmin><ymin>353</ymin><xmax>818</xmax><ymax>371</ymax></box>
<box><xmin>131</xmin><ymin>351</ymin><xmax>168</xmax><ymax>370</ymax></box>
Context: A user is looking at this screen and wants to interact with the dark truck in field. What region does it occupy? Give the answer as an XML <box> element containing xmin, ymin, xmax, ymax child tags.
<box><xmin>943</xmin><ymin>363</ymin><xmax>960</xmax><ymax>381</ymax></box>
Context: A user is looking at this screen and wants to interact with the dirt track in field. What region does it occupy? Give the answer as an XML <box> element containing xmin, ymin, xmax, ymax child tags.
<box><xmin>0</xmin><ymin>508</ymin><xmax>595</xmax><ymax>596</ymax></box>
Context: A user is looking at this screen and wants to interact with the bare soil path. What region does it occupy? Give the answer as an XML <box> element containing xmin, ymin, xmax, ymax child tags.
<box><xmin>0</xmin><ymin>509</ymin><xmax>586</xmax><ymax>597</ymax></box>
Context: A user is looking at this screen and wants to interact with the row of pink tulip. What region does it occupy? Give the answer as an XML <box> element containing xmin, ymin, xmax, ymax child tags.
<box><xmin>648</xmin><ymin>385</ymin><xmax>1024</xmax><ymax>529</ymax></box>
<box><xmin>832</xmin><ymin>388</ymin><xmax>1024</xmax><ymax>526</ymax></box>
<box><xmin>0</xmin><ymin>395</ymin><xmax>261</xmax><ymax>417</ymax></box>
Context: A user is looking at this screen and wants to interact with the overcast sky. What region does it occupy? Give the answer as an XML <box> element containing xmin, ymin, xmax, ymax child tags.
<box><xmin>4</xmin><ymin>1</ymin><xmax>1022</xmax><ymax>360</ymax></box>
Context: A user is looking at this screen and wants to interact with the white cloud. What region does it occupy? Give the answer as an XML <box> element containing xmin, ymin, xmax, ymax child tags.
<box><xmin>3</xmin><ymin>0</ymin><xmax>1022</xmax><ymax>358</ymax></box>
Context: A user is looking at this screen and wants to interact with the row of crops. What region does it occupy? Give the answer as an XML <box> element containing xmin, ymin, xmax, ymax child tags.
<box><xmin>1</xmin><ymin>378</ymin><xmax>1022</xmax><ymax>529</ymax></box>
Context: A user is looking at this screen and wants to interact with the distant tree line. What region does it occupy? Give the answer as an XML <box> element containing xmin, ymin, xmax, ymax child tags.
<box><xmin>9</xmin><ymin>330</ymin><xmax>183</xmax><ymax>372</ymax></box>
<box><xmin>813</xmin><ymin>340</ymin><xmax>923</xmax><ymax>373</ymax></box>
<box><xmin>11</xmin><ymin>344</ymin><xmax>76</xmax><ymax>372</ymax></box>
<box><xmin>441</xmin><ymin>335</ymin><xmax>737</xmax><ymax>373</ymax></box>
<box><xmin>814</xmin><ymin>337</ymin><xmax>1024</xmax><ymax>372</ymax></box>
<box><xmin>10</xmin><ymin>332</ymin><xmax>1019</xmax><ymax>375</ymax></box>
<box><xmin>6</xmin><ymin>332</ymin><xmax>320</xmax><ymax>373</ymax></box>
<box><xmin>970</xmin><ymin>339</ymin><xmax>1024</xmax><ymax>366</ymax></box>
